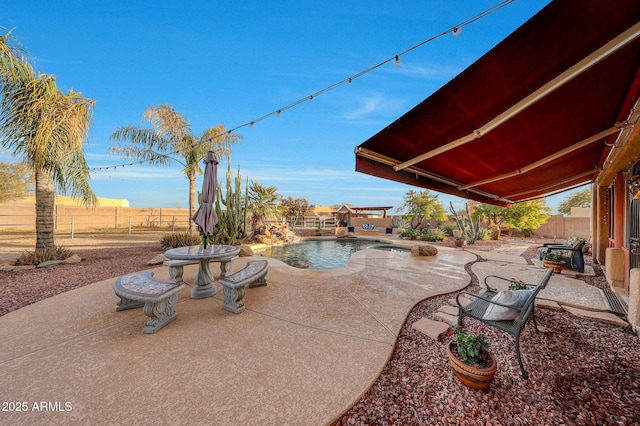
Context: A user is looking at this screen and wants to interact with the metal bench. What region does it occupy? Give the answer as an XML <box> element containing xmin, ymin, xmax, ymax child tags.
<box><xmin>219</xmin><ymin>260</ymin><xmax>269</xmax><ymax>314</ymax></box>
<box><xmin>456</xmin><ymin>268</ymin><xmax>553</xmax><ymax>378</ymax></box>
<box><xmin>114</xmin><ymin>272</ymin><xmax>185</xmax><ymax>334</ymax></box>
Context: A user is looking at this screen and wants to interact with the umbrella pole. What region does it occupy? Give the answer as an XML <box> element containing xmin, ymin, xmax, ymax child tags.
<box><xmin>203</xmin><ymin>234</ymin><xmax>208</xmax><ymax>249</ymax></box>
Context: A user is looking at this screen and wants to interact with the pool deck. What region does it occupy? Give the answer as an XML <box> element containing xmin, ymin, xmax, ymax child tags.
<box><xmin>0</xmin><ymin>239</ymin><xmax>613</xmax><ymax>425</ymax></box>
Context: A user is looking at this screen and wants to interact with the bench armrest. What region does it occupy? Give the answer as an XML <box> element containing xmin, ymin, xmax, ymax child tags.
<box><xmin>483</xmin><ymin>274</ymin><xmax>537</xmax><ymax>291</ymax></box>
<box><xmin>456</xmin><ymin>290</ymin><xmax>526</xmax><ymax>312</ymax></box>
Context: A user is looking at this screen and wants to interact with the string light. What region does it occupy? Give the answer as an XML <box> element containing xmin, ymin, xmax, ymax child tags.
<box><xmin>89</xmin><ymin>0</ymin><xmax>514</xmax><ymax>173</ymax></box>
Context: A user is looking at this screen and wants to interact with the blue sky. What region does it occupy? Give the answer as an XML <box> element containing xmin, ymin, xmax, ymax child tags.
<box><xmin>2</xmin><ymin>0</ymin><xmax>579</xmax><ymax>214</ymax></box>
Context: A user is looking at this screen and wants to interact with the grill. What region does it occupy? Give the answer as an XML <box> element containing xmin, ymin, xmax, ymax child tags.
<box><xmin>602</xmin><ymin>289</ymin><xmax>628</xmax><ymax>317</ymax></box>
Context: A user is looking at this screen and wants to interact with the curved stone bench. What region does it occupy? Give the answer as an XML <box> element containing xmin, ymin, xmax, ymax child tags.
<box><xmin>114</xmin><ymin>272</ymin><xmax>185</xmax><ymax>334</ymax></box>
<box><xmin>219</xmin><ymin>260</ymin><xmax>269</xmax><ymax>314</ymax></box>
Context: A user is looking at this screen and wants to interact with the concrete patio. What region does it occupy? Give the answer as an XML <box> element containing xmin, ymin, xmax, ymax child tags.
<box><xmin>0</xmin><ymin>240</ymin><xmax>625</xmax><ymax>425</ymax></box>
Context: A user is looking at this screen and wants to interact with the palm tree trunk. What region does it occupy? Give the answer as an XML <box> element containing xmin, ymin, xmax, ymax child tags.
<box><xmin>35</xmin><ymin>167</ymin><xmax>56</xmax><ymax>253</ymax></box>
<box><xmin>188</xmin><ymin>172</ymin><xmax>196</xmax><ymax>233</ymax></box>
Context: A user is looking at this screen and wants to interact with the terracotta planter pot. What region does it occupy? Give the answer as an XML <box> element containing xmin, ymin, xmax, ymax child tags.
<box><xmin>543</xmin><ymin>259</ymin><xmax>564</xmax><ymax>273</ymax></box>
<box><xmin>447</xmin><ymin>343</ymin><xmax>497</xmax><ymax>390</ymax></box>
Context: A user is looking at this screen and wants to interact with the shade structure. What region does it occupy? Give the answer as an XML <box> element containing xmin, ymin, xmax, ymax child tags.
<box><xmin>355</xmin><ymin>0</ymin><xmax>640</xmax><ymax>207</ymax></box>
<box><xmin>192</xmin><ymin>151</ymin><xmax>219</xmax><ymax>247</ymax></box>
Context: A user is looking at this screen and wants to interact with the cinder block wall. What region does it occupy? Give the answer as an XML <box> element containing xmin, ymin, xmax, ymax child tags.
<box><xmin>535</xmin><ymin>215</ymin><xmax>590</xmax><ymax>239</ymax></box>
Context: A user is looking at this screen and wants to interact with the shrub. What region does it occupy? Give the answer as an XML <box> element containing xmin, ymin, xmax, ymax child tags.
<box><xmin>399</xmin><ymin>228</ymin><xmax>419</xmax><ymax>239</ymax></box>
<box><xmin>520</xmin><ymin>227</ymin><xmax>534</xmax><ymax>238</ymax></box>
<box><xmin>16</xmin><ymin>246</ymin><xmax>76</xmax><ymax>265</ymax></box>
<box><xmin>160</xmin><ymin>232</ymin><xmax>202</xmax><ymax>249</ymax></box>
<box><xmin>440</xmin><ymin>223</ymin><xmax>457</xmax><ymax>236</ymax></box>
<box><xmin>421</xmin><ymin>228</ymin><xmax>445</xmax><ymax>241</ymax></box>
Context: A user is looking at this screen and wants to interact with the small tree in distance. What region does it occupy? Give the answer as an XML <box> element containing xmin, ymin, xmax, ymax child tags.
<box><xmin>280</xmin><ymin>196</ymin><xmax>309</xmax><ymax>227</ymax></box>
<box><xmin>0</xmin><ymin>161</ymin><xmax>32</xmax><ymax>203</ymax></box>
<box><xmin>398</xmin><ymin>190</ymin><xmax>447</xmax><ymax>229</ymax></box>
<box><xmin>557</xmin><ymin>188</ymin><xmax>591</xmax><ymax>216</ymax></box>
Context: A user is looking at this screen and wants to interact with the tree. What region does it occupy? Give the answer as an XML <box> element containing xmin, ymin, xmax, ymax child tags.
<box><xmin>0</xmin><ymin>32</ymin><xmax>96</xmax><ymax>253</ymax></box>
<box><xmin>0</xmin><ymin>161</ymin><xmax>32</xmax><ymax>202</ymax></box>
<box><xmin>557</xmin><ymin>189</ymin><xmax>591</xmax><ymax>215</ymax></box>
<box><xmin>110</xmin><ymin>104</ymin><xmax>241</xmax><ymax>232</ymax></box>
<box><xmin>472</xmin><ymin>199</ymin><xmax>551</xmax><ymax>234</ymax></box>
<box><xmin>247</xmin><ymin>181</ymin><xmax>280</xmax><ymax>230</ymax></box>
<box><xmin>280</xmin><ymin>196</ymin><xmax>309</xmax><ymax>225</ymax></box>
<box><xmin>398</xmin><ymin>190</ymin><xmax>447</xmax><ymax>229</ymax></box>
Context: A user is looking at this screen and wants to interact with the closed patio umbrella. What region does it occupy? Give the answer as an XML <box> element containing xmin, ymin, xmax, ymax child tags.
<box><xmin>191</xmin><ymin>151</ymin><xmax>219</xmax><ymax>248</ymax></box>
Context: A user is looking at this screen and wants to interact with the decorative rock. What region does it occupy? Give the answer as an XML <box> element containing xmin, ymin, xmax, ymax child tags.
<box><xmin>147</xmin><ymin>254</ymin><xmax>167</xmax><ymax>265</ymax></box>
<box><xmin>0</xmin><ymin>262</ymin><xmax>14</xmax><ymax>272</ymax></box>
<box><xmin>36</xmin><ymin>260</ymin><xmax>63</xmax><ymax>268</ymax></box>
<box><xmin>412</xmin><ymin>317</ymin><xmax>450</xmax><ymax>340</ymax></box>
<box><xmin>239</xmin><ymin>245</ymin><xmax>254</xmax><ymax>257</ymax></box>
<box><xmin>562</xmin><ymin>305</ymin><xmax>629</xmax><ymax>327</ymax></box>
<box><xmin>335</xmin><ymin>227</ymin><xmax>348</xmax><ymax>238</ymax></box>
<box><xmin>434</xmin><ymin>311</ymin><xmax>459</xmax><ymax>326</ymax></box>
<box><xmin>411</xmin><ymin>245</ymin><xmax>438</xmax><ymax>256</ymax></box>
<box><xmin>437</xmin><ymin>305</ymin><xmax>459</xmax><ymax>316</ymax></box>
<box><xmin>62</xmin><ymin>254</ymin><xmax>82</xmax><ymax>264</ymax></box>
<box><xmin>12</xmin><ymin>265</ymin><xmax>36</xmax><ymax>271</ymax></box>
<box><xmin>255</xmin><ymin>234</ymin><xmax>273</xmax><ymax>245</ymax></box>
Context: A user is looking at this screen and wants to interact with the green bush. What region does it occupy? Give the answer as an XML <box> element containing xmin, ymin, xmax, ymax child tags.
<box><xmin>399</xmin><ymin>228</ymin><xmax>419</xmax><ymax>239</ymax></box>
<box><xmin>441</xmin><ymin>223</ymin><xmax>457</xmax><ymax>236</ymax></box>
<box><xmin>520</xmin><ymin>228</ymin><xmax>534</xmax><ymax>238</ymax></box>
<box><xmin>421</xmin><ymin>228</ymin><xmax>445</xmax><ymax>241</ymax></box>
<box><xmin>160</xmin><ymin>232</ymin><xmax>202</xmax><ymax>249</ymax></box>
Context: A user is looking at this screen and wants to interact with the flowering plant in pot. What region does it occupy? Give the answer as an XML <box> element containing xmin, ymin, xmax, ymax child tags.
<box><xmin>446</xmin><ymin>327</ymin><xmax>497</xmax><ymax>390</ymax></box>
<box><xmin>542</xmin><ymin>252</ymin><xmax>565</xmax><ymax>273</ymax></box>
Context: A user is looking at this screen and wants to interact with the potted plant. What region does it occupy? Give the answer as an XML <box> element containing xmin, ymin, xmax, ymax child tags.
<box><xmin>542</xmin><ymin>252</ymin><xmax>565</xmax><ymax>273</ymax></box>
<box><xmin>446</xmin><ymin>327</ymin><xmax>497</xmax><ymax>390</ymax></box>
<box><xmin>508</xmin><ymin>279</ymin><xmax>526</xmax><ymax>290</ymax></box>
<box><xmin>454</xmin><ymin>236</ymin><xmax>466</xmax><ymax>247</ymax></box>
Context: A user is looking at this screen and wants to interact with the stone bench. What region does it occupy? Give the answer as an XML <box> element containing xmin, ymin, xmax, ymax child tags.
<box><xmin>163</xmin><ymin>259</ymin><xmax>198</xmax><ymax>285</ymax></box>
<box><xmin>114</xmin><ymin>271</ymin><xmax>185</xmax><ymax>334</ymax></box>
<box><xmin>219</xmin><ymin>260</ymin><xmax>269</xmax><ymax>314</ymax></box>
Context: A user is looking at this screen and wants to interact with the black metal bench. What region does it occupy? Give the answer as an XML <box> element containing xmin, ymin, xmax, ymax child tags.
<box><xmin>456</xmin><ymin>268</ymin><xmax>553</xmax><ymax>379</ymax></box>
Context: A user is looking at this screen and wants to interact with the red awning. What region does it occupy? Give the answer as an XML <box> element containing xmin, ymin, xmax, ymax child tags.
<box><xmin>355</xmin><ymin>0</ymin><xmax>640</xmax><ymax>206</ymax></box>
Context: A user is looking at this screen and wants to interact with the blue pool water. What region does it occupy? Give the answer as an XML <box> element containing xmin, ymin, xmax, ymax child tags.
<box><xmin>258</xmin><ymin>239</ymin><xmax>409</xmax><ymax>269</ymax></box>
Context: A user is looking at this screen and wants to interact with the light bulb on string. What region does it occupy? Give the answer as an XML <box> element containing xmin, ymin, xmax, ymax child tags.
<box><xmin>394</xmin><ymin>55</ymin><xmax>401</xmax><ymax>67</ymax></box>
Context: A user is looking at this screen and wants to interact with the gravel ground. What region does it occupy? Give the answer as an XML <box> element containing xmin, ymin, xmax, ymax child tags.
<box><xmin>1</xmin><ymin>239</ymin><xmax>639</xmax><ymax>425</ymax></box>
<box><xmin>336</xmin><ymin>245</ymin><xmax>640</xmax><ymax>425</ymax></box>
<box><xmin>0</xmin><ymin>242</ymin><xmax>163</xmax><ymax>317</ymax></box>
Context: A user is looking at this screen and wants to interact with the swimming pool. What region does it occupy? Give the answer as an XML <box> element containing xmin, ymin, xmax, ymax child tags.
<box><xmin>257</xmin><ymin>238</ymin><xmax>408</xmax><ymax>269</ymax></box>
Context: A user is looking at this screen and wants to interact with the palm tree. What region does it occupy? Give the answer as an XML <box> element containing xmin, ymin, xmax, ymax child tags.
<box><xmin>247</xmin><ymin>181</ymin><xmax>280</xmax><ymax>231</ymax></box>
<box><xmin>110</xmin><ymin>104</ymin><xmax>241</xmax><ymax>232</ymax></box>
<box><xmin>0</xmin><ymin>32</ymin><xmax>96</xmax><ymax>253</ymax></box>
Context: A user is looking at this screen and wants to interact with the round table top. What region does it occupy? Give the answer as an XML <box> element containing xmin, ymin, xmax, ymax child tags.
<box><xmin>165</xmin><ymin>245</ymin><xmax>240</xmax><ymax>261</ymax></box>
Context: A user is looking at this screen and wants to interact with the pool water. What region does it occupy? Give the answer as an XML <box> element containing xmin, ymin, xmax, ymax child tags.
<box><xmin>258</xmin><ymin>239</ymin><xmax>408</xmax><ymax>269</ymax></box>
